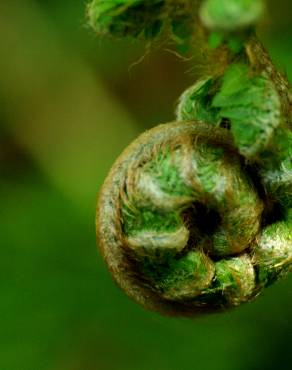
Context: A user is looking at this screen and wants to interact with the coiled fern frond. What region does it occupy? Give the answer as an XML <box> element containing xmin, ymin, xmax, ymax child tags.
<box><xmin>90</xmin><ymin>0</ymin><xmax>292</xmax><ymax>316</ymax></box>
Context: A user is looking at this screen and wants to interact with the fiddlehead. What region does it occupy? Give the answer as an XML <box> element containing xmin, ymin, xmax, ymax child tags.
<box><xmin>90</xmin><ymin>0</ymin><xmax>292</xmax><ymax>316</ymax></box>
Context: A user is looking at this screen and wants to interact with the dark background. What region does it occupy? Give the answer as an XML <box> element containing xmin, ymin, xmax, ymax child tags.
<box><xmin>0</xmin><ymin>1</ymin><xmax>291</xmax><ymax>369</ymax></box>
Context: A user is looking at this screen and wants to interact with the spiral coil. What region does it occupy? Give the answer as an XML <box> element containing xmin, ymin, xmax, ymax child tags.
<box><xmin>92</xmin><ymin>0</ymin><xmax>292</xmax><ymax>315</ymax></box>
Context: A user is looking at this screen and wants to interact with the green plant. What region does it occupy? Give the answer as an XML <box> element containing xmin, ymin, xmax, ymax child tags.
<box><xmin>90</xmin><ymin>0</ymin><xmax>292</xmax><ymax>316</ymax></box>
<box><xmin>87</xmin><ymin>0</ymin><xmax>198</xmax><ymax>48</ymax></box>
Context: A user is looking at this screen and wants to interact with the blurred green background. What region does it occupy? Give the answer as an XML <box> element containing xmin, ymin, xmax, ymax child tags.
<box><xmin>0</xmin><ymin>1</ymin><xmax>292</xmax><ymax>370</ymax></box>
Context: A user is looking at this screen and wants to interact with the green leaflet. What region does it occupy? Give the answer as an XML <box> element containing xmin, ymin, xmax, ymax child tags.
<box><xmin>87</xmin><ymin>0</ymin><xmax>197</xmax><ymax>44</ymax></box>
<box><xmin>177</xmin><ymin>64</ymin><xmax>282</xmax><ymax>159</ymax></box>
<box><xmin>176</xmin><ymin>77</ymin><xmax>220</xmax><ymax>124</ymax></box>
<box><xmin>87</xmin><ymin>0</ymin><xmax>165</xmax><ymax>39</ymax></box>
<box><xmin>255</xmin><ymin>216</ymin><xmax>292</xmax><ymax>287</ymax></box>
<box><xmin>142</xmin><ymin>250</ymin><xmax>215</xmax><ymax>300</ymax></box>
<box><xmin>212</xmin><ymin>63</ymin><xmax>281</xmax><ymax>158</ymax></box>
<box><xmin>122</xmin><ymin>207</ymin><xmax>183</xmax><ymax>236</ymax></box>
<box><xmin>260</xmin><ymin>127</ymin><xmax>292</xmax><ymax>207</ymax></box>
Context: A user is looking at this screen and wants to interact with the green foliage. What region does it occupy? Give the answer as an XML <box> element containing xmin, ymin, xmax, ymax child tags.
<box><xmin>122</xmin><ymin>207</ymin><xmax>182</xmax><ymax>235</ymax></box>
<box><xmin>255</xmin><ymin>219</ymin><xmax>292</xmax><ymax>286</ymax></box>
<box><xmin>87</xmin><ymin>0</ymin><xmax>165</xmax><ymax>39</ymax></box>
<box><xmin>213</xmin><ymin>255</ymin><xmax>255</xmax><ymax>305</ymax></box>
<box><xmin>144</xmin><ymin>147</ymin><xmax>193</xmax><ymax>196</ymax></box>
<box><xmin>200</xmin><ymin>0</ymin><xmax>265</xmax><ymax>31</ymax></box>
<box><xmin>212</xmin><ymin>63</ymin><xmax>281</xmax><ymax>158</ymax></box>
<box><xmin>259</xmin><ymin>127</ymin><xmax>292</xmax><ymax>207</ymax></box>
<box><xmin>176</xmin><ymin>77</ymin><xmax>220</xmax><ymax>124</ymax></box>
<box><xmin>177</xmin><ymin>63</ymin><xmax>283</xmax><ymax>159</ymax></box>
<box><xmin>87</xmin><ymin>0</ymin><xmax>197</xmax><ymax>46</ymax></box>
<box><xmin>142</xmin><ymin>250</ymin><xmax>214</xmax><ymax>300</ymax></box>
